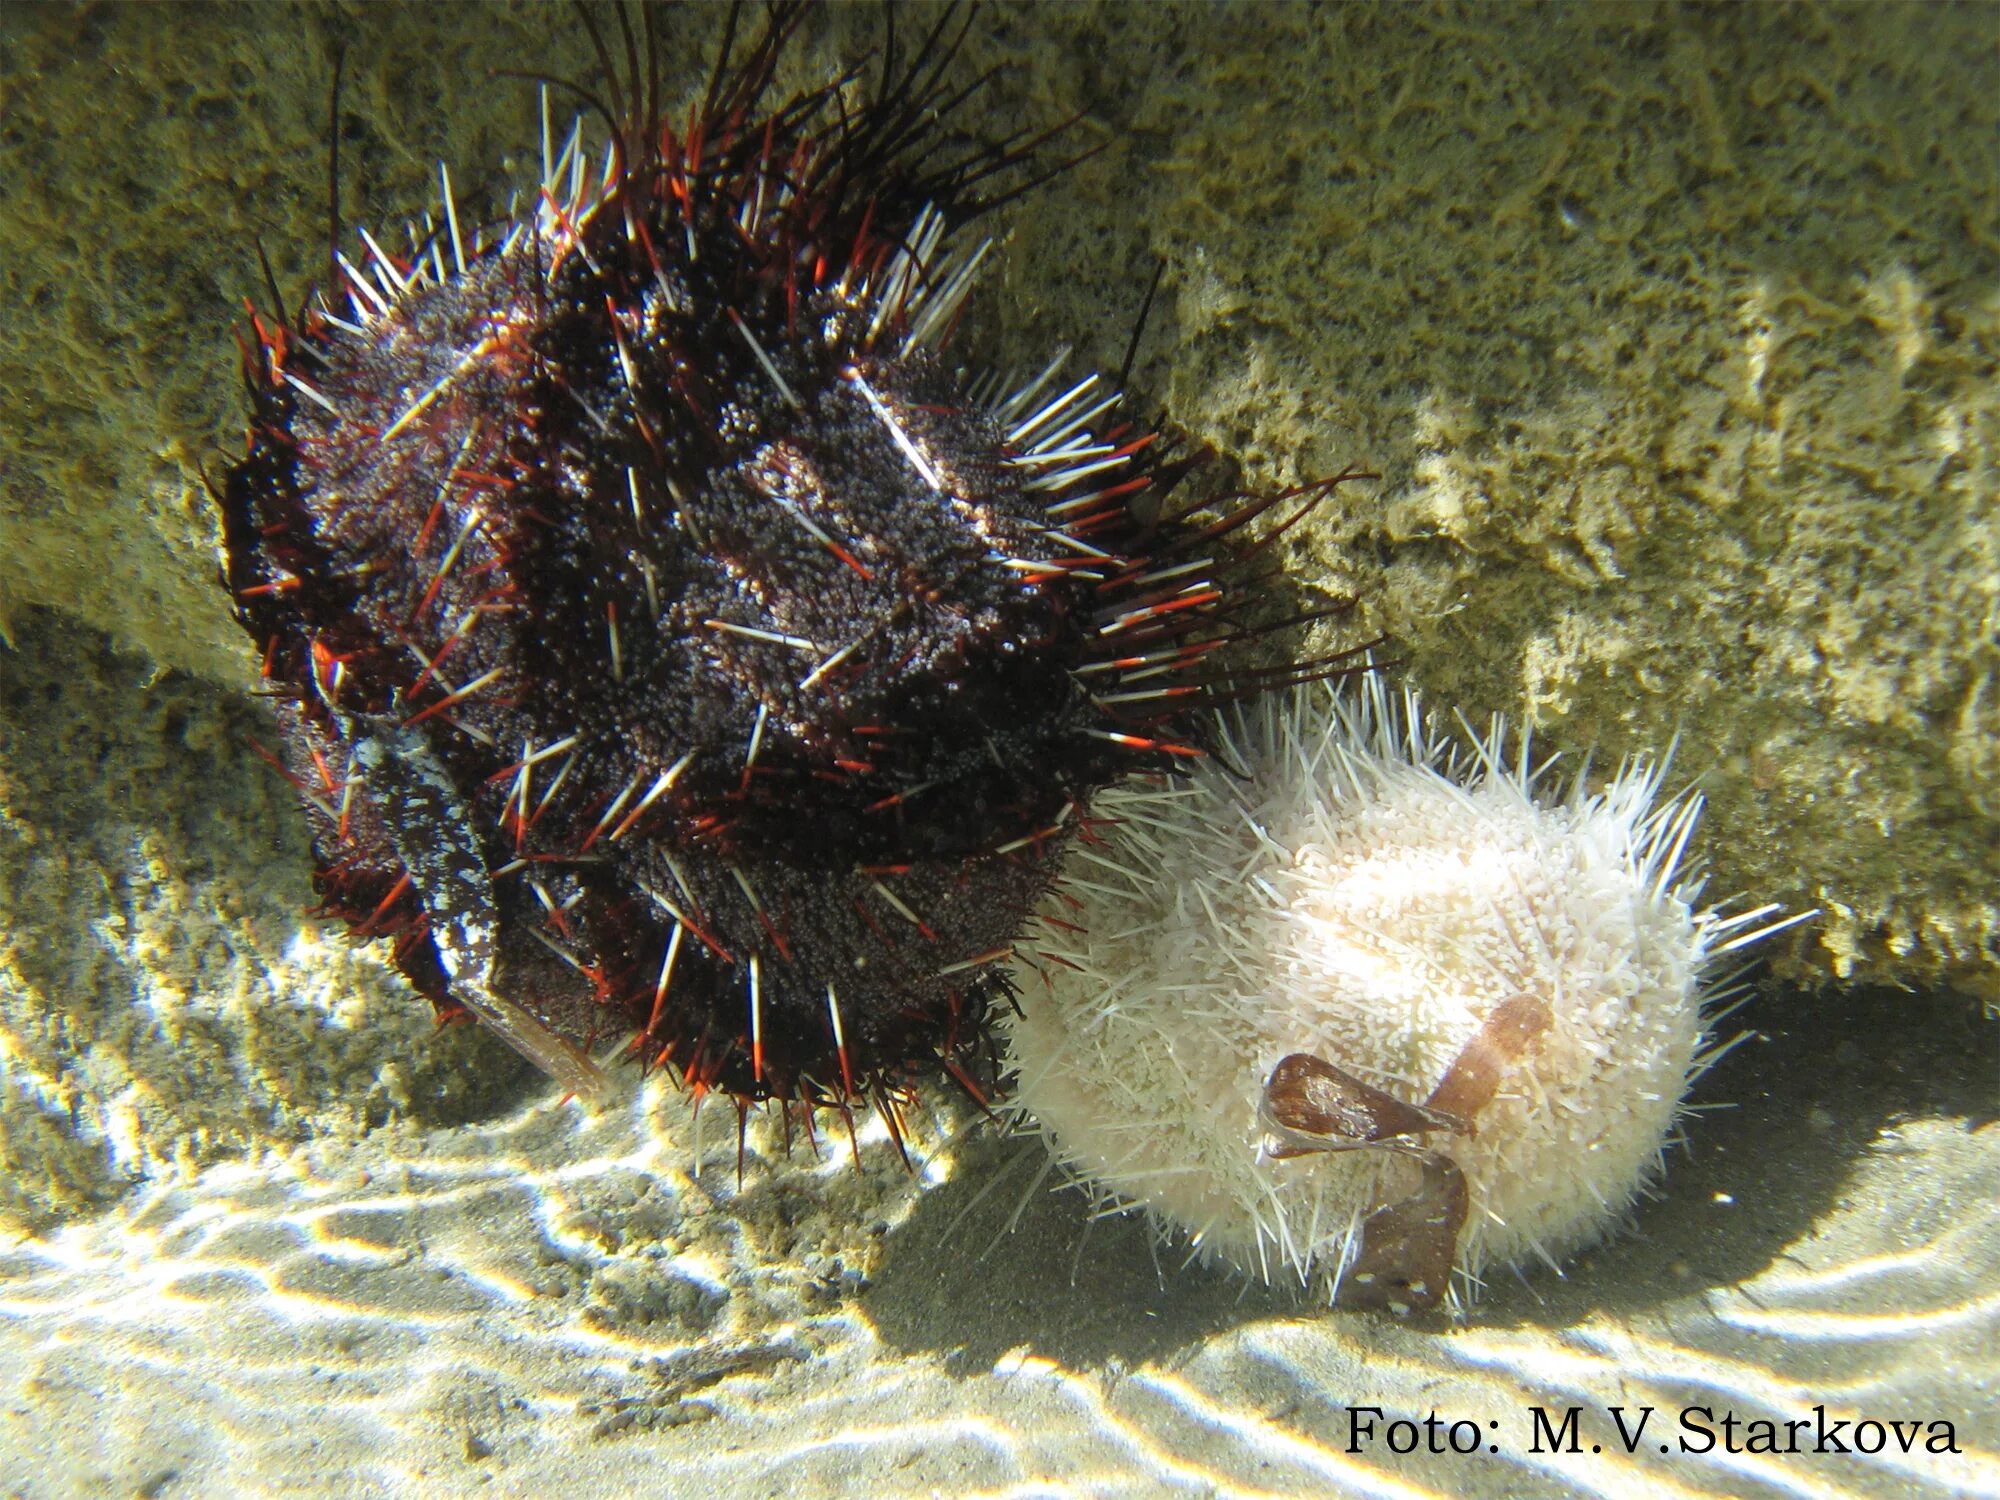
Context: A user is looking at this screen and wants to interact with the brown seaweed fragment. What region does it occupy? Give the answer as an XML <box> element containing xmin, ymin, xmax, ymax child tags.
<box><xmin>1258</xmin><ymin>1052</ymin><xmax>1463</xmax><ymax>1159</ymax></box>
<box><xmin>1258</xmin><ymin>993</ymin><xmax>1553</xmax><ymax>1314</ymax></box>
<box><xmin>1422</xmin><ymin>994</ymin><xmax>1551</xmax><ymax>1126</ymax></box>
<box><xmin>1339</xmin><ymin>1153</ymin><xmax>1469</xmax><ymax>1316</ymax></box>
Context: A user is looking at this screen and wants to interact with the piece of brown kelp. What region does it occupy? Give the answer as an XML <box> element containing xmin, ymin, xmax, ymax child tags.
<box><xmin>1258</xmin><ymin>1052</ymin><xmax>1464</xmax><ymax>1159</ymax></box>
<box><xmin>1340</xmin><ymin>1154</ymin><xmax>1470</xmax><ymax>1315</ymax></box>
<box><xmin>1423</xmin><ymin>995</ymin><xmax>1552</xmax><ymax>1127</ymax></box>
<box><xmin>1260</xmin><ymin>995</ymin><xmax>1552</xmax><ymax>1314</ymax></box>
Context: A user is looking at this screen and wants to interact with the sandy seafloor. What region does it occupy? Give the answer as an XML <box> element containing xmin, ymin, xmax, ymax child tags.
<box><xmin>0</xmin><ymin>953</ymin><xmax>1995</xmax><ymax>1499</ymax></box>
<box><xmin>2</xmin><ymin>0</ymin><xmax>1998</xmax><ymax>1496</ymax></box>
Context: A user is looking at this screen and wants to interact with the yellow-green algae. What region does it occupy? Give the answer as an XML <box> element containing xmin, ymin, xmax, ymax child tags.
<box><xmin>981</xmin><ymin>1</ymin><xmax>1997</xmax><ymax>1002</ymax></box>
<box><xmin>1</xmin><ymin>1</ymin><xmax>1995</xmax><ymax>1233</ymax></box>
<box><xmin>0</xmin><ymin>610</ymin><xmax>538</xmax><ymax>1234</ymax></box>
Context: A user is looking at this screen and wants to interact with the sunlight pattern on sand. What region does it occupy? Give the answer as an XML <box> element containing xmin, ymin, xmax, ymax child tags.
<box><xmin>0</xmin><ymin>1090</ymin><xmax>1992</xmax><ymax>1498</ymax></box>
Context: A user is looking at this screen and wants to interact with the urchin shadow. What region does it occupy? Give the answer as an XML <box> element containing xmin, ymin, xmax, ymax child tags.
<box><xmin>862</xmin><ymin>1122</ymin><xmax>1297</xmax><ymax>1374</ymax></box>
<box><xmin>864</xmin><ymin>979</ymin><xmax>1996</xmax><ymax>1368</ymax></box>
<box><xmin>1473</xmin><ymin>977</ymin><xmax>1997</xmax><ymax>1329</ymax></box>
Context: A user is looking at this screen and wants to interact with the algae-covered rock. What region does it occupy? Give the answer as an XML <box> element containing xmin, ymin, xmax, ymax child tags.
<box><xmin>0</xmin><ymin>610</ymin><xmax>537</xmax><ymax>1234</ymax></box>
<box><xmin>989</xmin><ymin>2</ymin><xmax>1999</xmax><ymax>1001</ymax></box>
<box><xmin>0</xmin><ymin>1</ymin><xmax>593</xmax><ymax>683</ymax></box>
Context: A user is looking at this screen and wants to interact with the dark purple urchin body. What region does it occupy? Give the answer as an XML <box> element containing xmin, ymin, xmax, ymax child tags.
<box><xmin>219</xmin><ymin>6</ymin><xmax>1356</xmax><ymax>1123</ymax></box>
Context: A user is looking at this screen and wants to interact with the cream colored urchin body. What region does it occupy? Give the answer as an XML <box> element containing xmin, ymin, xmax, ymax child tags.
<box><xmin>1003</xmin><ymin>675</ymin><xmax>1804</xmax><ymax>1305</ymax></box>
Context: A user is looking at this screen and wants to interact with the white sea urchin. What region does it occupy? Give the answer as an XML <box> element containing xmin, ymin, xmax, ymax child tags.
<box><xmin>1003</xmin><ymin>675</ymin><xmax>1810</xmax><ymax>1312</ymax></box>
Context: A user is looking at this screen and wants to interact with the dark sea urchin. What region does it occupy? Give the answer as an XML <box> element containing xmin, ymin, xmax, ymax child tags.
<box><xmin>218</xmin><ymin>4</ymin><xmax>1363</xmax><ymax>1135</ymax></box>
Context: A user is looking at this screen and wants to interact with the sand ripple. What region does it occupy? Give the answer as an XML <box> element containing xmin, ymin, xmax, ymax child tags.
<box><xmin>0</xmin><ymin>1074</ymin><xmax>1992</xmax><ymax>1499</ymax></box>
